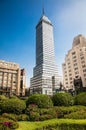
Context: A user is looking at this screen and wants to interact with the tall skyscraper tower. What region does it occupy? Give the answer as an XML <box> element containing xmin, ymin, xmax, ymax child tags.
<box><xmin>30</xmin><ymin>13</ymin><xmax>60</xmax><ymax>95</ymax></box>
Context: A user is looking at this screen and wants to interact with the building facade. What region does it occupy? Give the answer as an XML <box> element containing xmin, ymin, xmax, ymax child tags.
<box><xmin>62</xmin><ymin>35</ymin><xmax>86</xmax><ymax>90</ymax></box>
<box><xmin>30</xmin><ymin>15</ymin><xmax>60</xmax><ymax>95</ymax></box>
<box><xmin>0</xmin><ymin>60</ymin><xmax>26</xmax><ymax>96</ymax></box>
<box><xmin>20</xmin><ymin>69</ymin><xmax>26</xmax><ymax>96</ymax></box>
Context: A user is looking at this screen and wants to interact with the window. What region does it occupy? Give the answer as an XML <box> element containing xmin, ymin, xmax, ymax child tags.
<box><xmin>69</xmin><ymin>74</ymin><xmax>72</xmax><ymax>76</ymax></box>
<box><xmin>74</xmin><ymin>63</ymin><xmax>77</xmax><ymax>66</ymax></box>
<box><xmin>69</xmin><ymin>69</ymin><xmax>71</xmax><ymax>72</ymax></box>
<box><xmin>82</xmin><ymin>65</ymin><xmax>86</xmax><ymax>68</ymax></box>
<box><xmin>70</xmin><ymin>77</ymin><xmax>72</xmax><ymax>80</ymax></box>
<box><xmin>72</xmin><ymin>52</ymin><xmax>76</xmax><ymax>55</ymax></box>
<box><xmin>70</xmin><ymin>81</ymin><xmax>72</xmax><ymax>84</ymax></box>
<box><xmin>75</xmin><ymin>71</ymin><xmax>79</xmax><ymax>74</ymax></box>
<box><xmin>83</xmin><ymin>69</ymin><xmax>86</xmax><ymax>72</ymax></box>
<box><xmin>72</xmin><ymin>56</ymin><xmax>76</xmax><ymax>59</ymax></box>
<box><xmin>74</xmin><ymin>67</ymin><xmax>78</xmax><ymax>70</ymax></box>
<box><xmin>81</xmin><ymin>57</ymin><xmax>84</xmax><ymax>60</ymax></box>
<box><xmin>84</xmin><ymin>74</ymin><xmax>86</xmax><ymax>77</ymax></box>
<box><xmin>73</xmin><ymin>60</ymin><xmax>77</xmax><ymax>62</ymax></box>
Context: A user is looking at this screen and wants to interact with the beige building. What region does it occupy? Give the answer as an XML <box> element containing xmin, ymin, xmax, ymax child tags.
<box><xmin>0</xmin><ymin>60</ymin><xmax>26</xmax><ymax>96</ymax></box>
<box><xmin>62</xmin><ymin>35</ymin><xmax>86</xmax><ymax>90</ymax></box>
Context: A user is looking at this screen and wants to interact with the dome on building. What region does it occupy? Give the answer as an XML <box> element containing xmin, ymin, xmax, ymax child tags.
<box><xmin>72</xmin><ymin>34</ymin><xmax>86</xmax><ymax>48</ymax></box>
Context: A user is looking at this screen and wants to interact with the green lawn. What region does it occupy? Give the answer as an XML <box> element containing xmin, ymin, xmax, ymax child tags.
<box><xmin>16</xmin><ymin>119</ymin><xmax>86</xmax><ymax>130</ymax></box>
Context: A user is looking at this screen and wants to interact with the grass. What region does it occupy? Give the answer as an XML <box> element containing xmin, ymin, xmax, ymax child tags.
<box><xmin>16</xmin><ymin>119</ymin><xmax>86</xmax><ymax>130</ymax></box>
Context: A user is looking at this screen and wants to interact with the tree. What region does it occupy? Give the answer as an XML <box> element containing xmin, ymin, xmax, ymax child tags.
<box><xmin>26</xmin><ymin>94</ymin><xmax>53</xmax><ymax>108</ymax></box>
<box><xmin>52</xmin><ymin>92</ymin><xmax>74</xmax><ymax>106</ymax></box>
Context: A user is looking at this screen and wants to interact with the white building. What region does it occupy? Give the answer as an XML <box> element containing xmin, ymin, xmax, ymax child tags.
<box><xmin>62</xmin><ymin>34</ymin><xmax>86</xmax><ymax>90</ymax></box>
<box><xmin>30</xmin><ymin>14</ymin><xmax>60</xmax><ymax>95</ymax></box>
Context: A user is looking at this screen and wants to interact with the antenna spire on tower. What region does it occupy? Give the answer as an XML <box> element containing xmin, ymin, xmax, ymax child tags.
<box><xmin>42</xmin><ymin>0</ymin><xmax>45</xmax><ymax>15</ymax></box>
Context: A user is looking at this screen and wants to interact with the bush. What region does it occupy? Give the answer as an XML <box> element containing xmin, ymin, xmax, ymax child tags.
<box><xmin>35</xmin><ymin>119</ymin><xmax>86</xmax><ymax>130</ymax></box>
<box><xmin>39</xmin><ymin>108</ymin><xmax>57</xmax><ymax>121</ymax></box>
<box><xmin>39</xmin><ymin>114</ymin><xmax>54</xmax><ymax>121</ymax></box>
<box><xmin>26</xmin><ymin>104</ymin><xmax>39</xmax><ymax>113</ymax></box>
<box><xmin>54</xmin><ymin>106</ymin><xmax>86</xmax><ymax>118</ymax></box>
<box><xmin>2</xmin><ymin>113</ymin><xmax>29</xmax><ymax>121</ymax></box>
<box><xmin>64</xmin><ymin>110</ymin><xmax>86</xmax><ymax>119</ymax></box>
<box><xmin>0</xmin><ymin>117</ymin><xmax>19</xmax><ymax>130</ymax></box>
<box><xmin>16</xmin><ymin>114</ymin><xmax>29</xmax><ymax>121</ymax></box>
<box><xmin>0</xmin><ymin>95</ymin><xmax>7</xmax><ymax>100</ymax></box>
<box><xmin>26</xmin><ymin>104</ymin><xmax>57</xmax><ymax>121</ymax></box>
<box><xmin>29</xmin><ymin>111</ymin><xmax>40</xmax><ymax>121</ymax></box>
<box><xmin>52</xmin><ymin>92</ymin><xmax>74</xmax><ymax>106</ymax></box>
<box><xmin>26</xmin><ymin>94</ymin><xmax>53</xmax><ymax>108</ymax></box>
<box><xmin>0</xmin><ymin>98</ymin><xmax>26</xmax><ymax>114</ymax></box>
<box><xmin>26</xmin><ymin>104</ymin><xmax>40</xmax><ymax>121</ymax></box>
<box><xmin>40</xmin><ymin>108</ymin><xmax>55</xmax><ymax>115</ymax></box>
<box><xmin>0</xmin><ymin>123</ymin><xmax>11</xmax><ymax>130</ymax></box>
<box><xmin>2</xmin><ymin>113</ymin><xmax>17</xmax><ymax>121</ymax></box>
<box><xmin>74</xmin><ymin>92</ymin><xmax>86</xmax><ymax>106</ymax></box>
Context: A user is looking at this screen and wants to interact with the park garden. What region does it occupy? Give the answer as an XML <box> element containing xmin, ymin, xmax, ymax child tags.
<box><xmin>0</xmin><ymin>92</ymin><xmax>86</xmax><ymax>130</ymax></box>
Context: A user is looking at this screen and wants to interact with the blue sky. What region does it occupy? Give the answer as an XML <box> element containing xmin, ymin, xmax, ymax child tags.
<box><xmin>0</xmin><ymin>0</ymin><xmax>86</xmax><ymax>87</ymax></box>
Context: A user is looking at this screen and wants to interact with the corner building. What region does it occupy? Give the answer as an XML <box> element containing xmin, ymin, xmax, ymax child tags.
<box><xmin>30</xmin><ymin>15</ymin><xmax>60</xmax><ymax>95</ymax></box>
<box><xmin>62</xmin><ymin>35</ymin><xmax>86</xmax><ymax>90</ymax></box>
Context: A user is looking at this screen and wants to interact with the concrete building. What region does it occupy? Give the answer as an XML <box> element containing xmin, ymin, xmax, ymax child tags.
<box><xmin>0</xmin><ymin>60</ymin><xmax>26</xmax><ymax>96</ymax></box>
<box><xmin>62</xmin><ymin>35</ymin><xmax>86</xmax><ymax>91</ymax></box>
<box><xmin>20</xmin><ymin>69</ymin><xmax>26</xmax><ymax>96</ymax></box>
<box><xmin>30</xmin><ymin>14</ymin><xmax>60</xmax><ymax>95</ymax></box>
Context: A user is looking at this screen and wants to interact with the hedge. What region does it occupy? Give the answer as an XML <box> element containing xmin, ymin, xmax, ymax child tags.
<box><xmin>0</xmin><ymin>98</ymin><xmax>26</xmax><ymax>114</ymax></box>
<box><xmin>52</xmin><ymin>92</ymin><xmax>74</xmax><ymax>106</ymax></box>
<box><xmin>26</xmin><ymin>94</ymin><xmax>53</xmax><ymax>108</ymax></box>
<box><xmin>74</xmin><ymin>92</ymin><xmax>86</xmax><ymax>106</ymax></box>
<box><xmin>16</xmin><ymin>119</ymin><xmax>86</xmax><ymax>130</ymax></box>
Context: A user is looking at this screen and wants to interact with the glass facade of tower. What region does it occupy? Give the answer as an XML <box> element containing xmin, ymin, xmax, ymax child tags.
<box><xmin>30</xmin><ymin>15</ymin><xmax>60</xmax><ymax>95</ymax></box>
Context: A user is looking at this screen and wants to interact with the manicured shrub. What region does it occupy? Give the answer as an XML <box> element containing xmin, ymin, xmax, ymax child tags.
<box><xmin>2</xmin><ymin>113</ymin><xmax>29</xmax><ymax>121</ymax></box>
<box><xmin>26</xmin><ymin>104</ymin><xmax>40</xmax><ymax>121</ymax></box>
<box><xmin>39</xmin><ymin>114</ymin><xmax>54</xmax><ymax>121</ymax></box>
<box><xmin>26</xmin><ymin>94</ymin><xmax>53</xmax><ymax>108</ymax></box>
<box><xmin>54</xmin><ymin>106</ymin><xmax>86</xmax><ymax>118</ymax></box>
<box><xmin>10</xmin><ymin>121</ymin><xmax>19</xmax><ymax>129</ymax></box>
<box><xmin>0</xmin><ymin>123</ymin><xmax>11</xmax><ymax>130</ymax></box>
<box><xmin>43</xmin><ymin>123</ymin><xmax>86</xmax><ymax>130</ymax></box>
<box><xmin>0</xmin><ymin>98</ymin><xmax>26</xmax><ymax>114</ymax></box>
<box><xmin>26</xmin><ymin>104</ymin><xmax>39</xmax><ymax>116</ymax></box>
<box><xmin>20</xmin><ymin>114</ymin><xmax>29</xmax><ymax>121</ymax></box>
<box><xmin>0</xmin><ymin>95</ymin><xmax>7</xmax><ymax>114</ymax></box>
<box><xmin>2</xmin><ymin>113</ymin><xmax>17</xmax><ymax>121</ymax></box>
<box><xmin>0</xmin><ymin>95</ymin><xmax>7</xmax><ymax>100</ymax></box>
<box><xmin>29</xmin><ymin>111</ymin><xmax>40</xmax><ymax>121</ymax></box>
<box><xmin>74</xmin><ymin>92</ymin><xmax>86</xmax><ymax>106</ymax></box>
<box><xmin>26</xmin><ymin>104</ymin><xmax>57</xmax><ymax>121</ymax></box>
<box><xmin>0</xmin><ymin>117</ymin><xmax>19</xmax><ymax>130</ymax></box>
<box><xmin>64</xmin><ymin>110</ymin><xmax>86</xmax><ymax>119</ymax></box>
<box><xmin>39</xmin><ymin>108</ymin><xmax>57</xmax><ymax>121</ymax></box>
<box><xmin>40</xmin><ymin>108</ymin><xmax>55</xmax><ymax>115</ymax></box>
<box><xmin>16</xmin><ymin>114</ymin><xmax>29</xmax><ymax>121</ymax></box>
<box><xmin>52</xmin><ymin>92</ymin><xmax>74</xmax><ymax>106</ymax></box>
<box><xmin>26</xmin><ymin>104</ymin><xmax>39</xmax><ymax>113</ymax></box>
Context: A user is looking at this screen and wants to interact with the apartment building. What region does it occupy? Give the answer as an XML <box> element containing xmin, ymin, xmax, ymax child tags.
<box><xmin>62</xmin><ymin>35</ymin><xmax>86</xmax><ymax>90</ymax></box>
<box><xmin>0</xmin><ymin>60</ymin><xmax>26</xmax><ymax>96</ymax></box>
